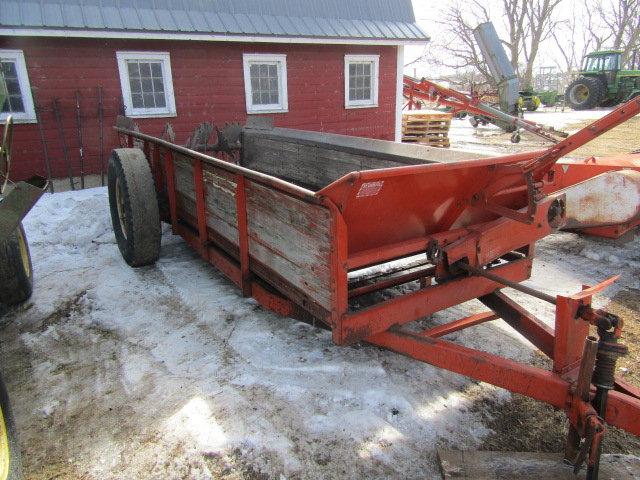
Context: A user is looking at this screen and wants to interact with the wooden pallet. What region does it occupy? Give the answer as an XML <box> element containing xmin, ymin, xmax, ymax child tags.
<box><xmin>402</xmin><ymin>111</ymin><xmax>452</xmax><ymax>148</ymax></box>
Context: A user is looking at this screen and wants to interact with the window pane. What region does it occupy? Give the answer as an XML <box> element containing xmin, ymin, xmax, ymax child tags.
<box><xmin>349</xmin><ymin>64</ymin><xmax>356</xmax><ymax>76</ymax></box>
<box><xmin>1</xmin><ymin>62</ymin><xmax>17</xmax><ymax>77</ymax></box>
<box><xmin>363</xmin><ymin>76</ymin><xmax>371</xmax><ymax>88</ymax></box>
<box><xmin>154</xmin><ymin>92</ymin><xmax>166</xmax><ymax>107</ymax></box>
<box><xmin>141</xmin><ymin>78</ymin><xmax>152</xmax><ymax>93</ymax></box>
<box><xmin>0</xmin><ymin>61</ymin><xmax>24</xmax><ymax>113</ymax></box>
<box><xmin>362</xmin><ymin>87</ymin><xmax>371</xmax><ymax>100</ymax></box>
<box><xmin>349</xmin><ymin>88</ymin><xmax>356</xmax><ymax>101</ymax></box>
<box><xmin>139</xmin><ymin>62</ymin><xmax>152</xmax><ymax>77</ymax></box>
<box><xmin>363</xmin><ymin>63</ymin><xmax>371</xmax><ymax>76</ymax></box>
<box><xmin>151</xmin><ymin>62</ymin><xmax>162</xmax><ymax>77</ymax></box>
<box><xmin>152</xmin><ymin>78</ymin><xmax>164</xmax><ymax>93</ymax></box>
<box><xmin>129</xmin><ymin>78</ymin><xmax>142</xmax><ymax>93</ymax></box>
<box><xmin>143</xmin><ymin>92</ymin><xmax>154</xmax><ymax>107</ymax></box>
<box><xmin>8</xmin><ymin>95</ymin><xmax>23</xmax><ymax>112</ymax></box>
<box><xmin>127</xmin><ymin>61</ymin><xmax>139</xmax><ymax>77</ymax></box>
<box><xmin>5</xmin><ymin>79</ymin><xmax>20</xmax><ymax>96</ymax></box>
<box><xmin>131</xmin><ymin>93</ymin><xmax>143</xmax><ymax>108</ymax></box>
<box><xmin>249</xmin><ymin>61</ymin><xmax>282</xmax><ymax>106</ymax></box>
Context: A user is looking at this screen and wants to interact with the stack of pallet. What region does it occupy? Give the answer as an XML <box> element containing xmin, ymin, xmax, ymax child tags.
<box><xmin>401</xmin><ymin>111</ymin><xmax>452</xmax><ymax>148</ymax></box>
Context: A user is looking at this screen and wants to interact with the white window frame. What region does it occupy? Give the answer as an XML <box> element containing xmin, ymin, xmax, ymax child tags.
<box><xmin>116</xmin><ymin>51</ymin><xmax>176</xmax><ymax>118</ymax></box>
<box><xmin>242</xmin><ymin>53</ymin><xmax>288</xmax><ymax>114</ymax></box>
<box><xmin>0</xmin><ymin>49</ymin><xmax>36</xmax><ymax>124</ymax></box>
<box><xmin>344</xmin><ymin>54</ymin><xmax>379</xmax><ymax>109</ymax></box>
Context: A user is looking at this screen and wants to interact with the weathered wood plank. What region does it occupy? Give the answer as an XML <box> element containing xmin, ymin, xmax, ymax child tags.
<box><xmin>246</xmin><ymin>180</ymin><xmax>332</xmax><ymax>310</ymax></box>
<box><xmin>242</xmin><ymin>132</ymin><xmax>454</xmax><ymax>191</ymax></box>
<box><xmin>249</xmin><ymin>240</ymin><xmax>332</xmax><ymax>309</ymax></box>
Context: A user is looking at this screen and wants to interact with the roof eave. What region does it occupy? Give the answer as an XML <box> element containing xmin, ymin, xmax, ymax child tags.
<box><xmin>0</xmin><ymin>27</ymin><xmax>431</xmax><ymax>45</ymax></box>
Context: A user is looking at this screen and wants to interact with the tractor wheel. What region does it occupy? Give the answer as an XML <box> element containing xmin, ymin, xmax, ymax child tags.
<box><xmin>0</xmin><ymin>223</ymin><xmax>33</xmax><ymax>306</ymax></box>
<box><xmin>107</xmin><ymin>148</ymin><xmax>161</xmax><ymax>267</ymax></box>
<box><xmin>565</xmin><ymin>77</ymin><xmax>606</xmax><ymax>110</ymax></box>
<box><xmin>0</xmin><ymin>373</ymin><xmax>23</xmax><ymax>480</ymax></box>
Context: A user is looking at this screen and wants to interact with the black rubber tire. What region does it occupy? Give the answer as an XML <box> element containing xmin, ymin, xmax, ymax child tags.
<box><xmin>0</xmin><ymin>373</ymin><xmax>23</xmax><ymax>480</ymax></box>
<box><xmin>565</xmin><ymin>76</ymin><xmax>606</xmax><ymax>110</ymax></box>
<box><xmin>107</xmin><ymin>148</ymin><xmax>161</xmax><ymax>267</ymax></box>
<box><xmin>0</xmin><ymin>223</ymin><xmax>33</xmax><ymax>306</ymax></box>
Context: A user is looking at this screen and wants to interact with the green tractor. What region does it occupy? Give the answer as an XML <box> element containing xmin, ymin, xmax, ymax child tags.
<box><xmin>565</xmin><ymin>50</ymin><xmax>640</xmax><ymax>110</ymax></box>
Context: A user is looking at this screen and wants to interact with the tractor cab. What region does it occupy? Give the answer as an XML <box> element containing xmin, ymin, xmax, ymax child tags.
<box><xmin>582</xmin><ymin>51</ymin><xmax>621</xmax><ymax>72</ymax></box>
<box><xmin>580</xmin><ymin>50</ymin><xmax>622</xmax><ymax>86</ymax></box>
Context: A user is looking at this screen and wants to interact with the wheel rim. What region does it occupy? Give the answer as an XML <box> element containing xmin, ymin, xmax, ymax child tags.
<box><xmin>115</xmin><ymin>177</ymin><xmax>128</xmax><ymax>239</ymax></box>
<box><xmin>570</xmin><ymin>84</ymin><xmax>590</xmax><ymax>104</ymax></box>
<box><xmin>0</xmin><ymin>406</ymin><xmax>10</xmax><ymax>480</ymax></box>
<box><xmin>16</xmin><ymin>227</ymin><xmax>30</xmax><ymax>279</ymax></box>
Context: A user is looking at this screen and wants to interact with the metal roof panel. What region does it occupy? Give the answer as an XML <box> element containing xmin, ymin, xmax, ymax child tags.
<box><xmin>0</xmin><ymin>1</ymin><xmax>20</xmax><ymax>27</ymax></box>
<box><xmin>0</xmin><ymin>0</ymin><xmax>429</xmax><ymax>41</ymax></box>
<box><xmin>19</xmin><ymin>2</ymin><xmax>44</xmax><ymax>27</ymax></box>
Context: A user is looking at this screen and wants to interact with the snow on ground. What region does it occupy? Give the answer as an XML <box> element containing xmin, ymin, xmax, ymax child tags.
<box><xmin>1</xmin><ymin>182</ymin><xmax>639</xmax><ymax>479</ymax></box>
<box><xmin>447</xmin><ymin>107</ymin><xmax>609</xmax><ymax>157</ymax></box>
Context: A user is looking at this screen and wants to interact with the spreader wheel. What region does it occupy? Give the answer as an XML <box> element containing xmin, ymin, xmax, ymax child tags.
<box><xmin>0</xmin><ymin>223</ymin><xmax>33</xmax><ymax>306</ymax></box>
<box><xmin>0</xmin><ymin>373</ymin><xmax>22</xmax><ymax>480</ymax></box>
<box><xmin>107</xmin><ymin>148</ymin><xmax>161</xmax><ymax>267</ymax></box>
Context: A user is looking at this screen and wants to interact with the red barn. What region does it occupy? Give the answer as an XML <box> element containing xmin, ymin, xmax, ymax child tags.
<box><xmin>0</xmin><ymin>0</ymin><xmax>428</xmax><ymax>183</ymax></box>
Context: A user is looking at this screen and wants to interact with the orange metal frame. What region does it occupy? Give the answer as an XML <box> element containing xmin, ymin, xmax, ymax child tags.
<box><xmin>114</xmin><ymin>97</ymin><xmax>640</xmax><ymax>473</ymax></box>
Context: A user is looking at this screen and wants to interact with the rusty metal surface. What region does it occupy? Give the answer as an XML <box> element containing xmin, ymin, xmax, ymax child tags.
<box><xmin>560</xmin><ymin>169</ymin><xmax>640</xmax><ymax>229</ymax></box>
<box><xmin>0</xmin><ymin>176</ymin><xmax>48</xmax><ymax>243</ymax></box>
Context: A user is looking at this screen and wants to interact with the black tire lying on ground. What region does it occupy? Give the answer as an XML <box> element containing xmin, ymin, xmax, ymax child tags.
<box><xmin>107</xmin><ymin>148</ymin><xmax>161</xmax><ymax>267</ymax></box>
<box><xmin>0</xmin><ymin>373</ymin><xmax>23</xmax><ymax>480</ymax></box>
<box><xmin>565</xmin><ymin>76</ymin><xmax>606</xmax><ymax>110</ymax></box>
<box><xmin>0</xmin><ymin>223</ymin><xmax>33</xmax><ymax>306</ymax></box>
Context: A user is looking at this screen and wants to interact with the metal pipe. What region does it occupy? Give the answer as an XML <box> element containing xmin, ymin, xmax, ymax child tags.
<box><xmin>34</xmin><ymin>99</ymin><xmax>53</xmax><ymax>193</ymax></box>
<box><xmin>75</xmin><ymin>90</ymin><xmax>85</xmax><ymax>189</ymax></box>
<box><xmin>52</xmin><ymin>98</ymin><xmax>74</xmax><ymax>190</ymax></box>
<box><xmin>458</xmin><ymin>262</ymin><xmax>557</xmax><ymax>305</ymax></box>
<box><xmin>114</xmin><ymin>126</ymin><xmax>320</xmax><ymax>204</ymax></box>
<box><xmin>98</xmin><ymin>86</ymin><xmax>105</xmax><ymax>186</ymax></box>
<box><xmin>348</xmin><ymin>265</ymin><xmax>435</xmax><ymax>298</ymax></box>
<box><xmin>576</xmin><ymin>336</ymin><xmax>599</xmax><ymax>402</ymax></box>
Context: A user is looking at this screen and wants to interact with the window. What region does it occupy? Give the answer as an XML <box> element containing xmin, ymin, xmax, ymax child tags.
<box><xmin>243</xmin><ymin>54</ymin><xmax>288</xmax><ymax>114</ymax></box>
<box><xmin>344</xmin><ymin>54</ymin><xmax>379</xmax><ymax>108</ymax></box>
<box><xmin>0</xmin><ymin>50</ymin><xmax>36</xmax><ymax>123</ymax></box>
<box><xmin>116</xmin><ymin>51</ymin><xmax>176</xmax><ymax>118</ymax></box>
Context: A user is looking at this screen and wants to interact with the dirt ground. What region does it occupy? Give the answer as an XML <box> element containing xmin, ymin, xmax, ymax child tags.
<box><xmin>568</xmin><ymin>117</ymin><xmax>640</xmax><ymax>157</ymax></box>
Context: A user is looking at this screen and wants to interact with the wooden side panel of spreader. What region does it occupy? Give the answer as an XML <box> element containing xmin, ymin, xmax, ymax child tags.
<box><xmin>172</xmin><ymin>152</ymin><xmax>333</xmax><ymax>314</ymax></box>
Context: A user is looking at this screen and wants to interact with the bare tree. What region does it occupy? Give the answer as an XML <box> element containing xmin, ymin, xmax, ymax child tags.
<box><xmin>430</xmin><ymin>1</ymin><xmax>494</xmax><ymax>85</ymax></box>
<box><xmin>591</xmin><ymin>0</ymin><xmax>640</xmax><ymax>67</ymax></box>
<box><xmin>428</xmin><ymin>0</ymin><xmax>565</xmax><ymax>89</ymax></box>
<box><xmin>520</xmin><ymin>0</ymin><xmax>565</xmax><ymax>88</ymax></box>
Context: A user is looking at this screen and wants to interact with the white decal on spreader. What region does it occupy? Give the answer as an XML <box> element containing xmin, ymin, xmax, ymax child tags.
<box><xmin>356</xmin><ymin>181</ymin><xmax>384</xmax><ymax>198</ymax></box>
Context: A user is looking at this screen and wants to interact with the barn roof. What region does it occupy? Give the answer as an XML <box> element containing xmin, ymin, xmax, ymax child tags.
<box><xmin>0</xmin><ymin>0</ymin><xmax>429</xmax><ymax>44</ymax></box>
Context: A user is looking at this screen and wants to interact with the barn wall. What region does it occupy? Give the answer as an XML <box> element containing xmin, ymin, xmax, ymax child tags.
<box><xmin>0</xmin><ymin>37</ymin><xmax>398</xmax><ymax>181</ymax></box>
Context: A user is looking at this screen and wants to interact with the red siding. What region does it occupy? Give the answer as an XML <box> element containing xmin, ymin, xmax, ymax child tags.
<box><xmin>0</xmin><ymin>37</ymin><xmax>398</xmax><ymax>180</ymax></box>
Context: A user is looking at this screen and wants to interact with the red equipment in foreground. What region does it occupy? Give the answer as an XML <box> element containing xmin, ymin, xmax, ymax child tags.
<box><xmin>111</xmin><ymin>98</ymin><xmax>640</xmax><ymax>479</ymax></box>
<box><xmin>403</xmin><ymin>75</ymin><xmax>568</xmax><ymax>143</ymax></box>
